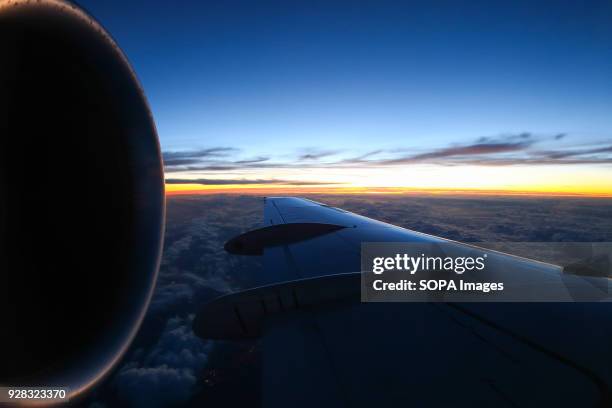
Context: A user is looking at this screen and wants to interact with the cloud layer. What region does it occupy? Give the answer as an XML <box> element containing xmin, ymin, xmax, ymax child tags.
<box><xmin>165</xmin><ymin>178</ymin><xmax>340</xmax><ymax>186</ymax></box>
<box><xmin>113</xmin><ymin>315</ymin><xmax>211</xmax><ymax>408</ymax></box>
<box><xmin>163</xmin><ymin>133</ymin><xmax>612</xmax><ymax>179</ymax></box>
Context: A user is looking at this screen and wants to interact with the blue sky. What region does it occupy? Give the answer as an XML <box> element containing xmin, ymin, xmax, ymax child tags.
<box><xmin>79</xmin><ymin>0</ymin><xmax>612</xmax><ymax>193</ymax></box>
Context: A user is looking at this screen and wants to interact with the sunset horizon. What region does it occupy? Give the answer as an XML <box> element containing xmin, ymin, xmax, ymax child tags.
<box><xmin>165</xmin><ymin>184</ymin><xmax>612</xmax><ymax>197</ymax></box>
<box><xmin>90</xmin><ymin>0</ymin><xmax>612</xmax><ymax>200</ymax></box>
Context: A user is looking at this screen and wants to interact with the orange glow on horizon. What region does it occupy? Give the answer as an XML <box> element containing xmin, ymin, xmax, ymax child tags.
<box><xmin>165</xmin><ymin>183</ymin><xmax>612</xmax><ymax>198</ymax></box>
<box><xmin>165</xmin><ymin>163</ymin><xmax>611</xmax><ymax>198</ymax></box>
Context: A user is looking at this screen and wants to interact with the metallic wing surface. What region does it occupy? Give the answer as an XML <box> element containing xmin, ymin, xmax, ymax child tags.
<box><xmin>195</xmin><ymin>197</ymin><xmax>612</xmax><ymax>407</ymax></box>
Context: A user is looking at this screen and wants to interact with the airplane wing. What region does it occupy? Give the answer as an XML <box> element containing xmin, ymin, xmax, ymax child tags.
<box><xmin>194</xmin><ymin>197</ymin><xmax>612</xmax><ymax>407</ymax></box>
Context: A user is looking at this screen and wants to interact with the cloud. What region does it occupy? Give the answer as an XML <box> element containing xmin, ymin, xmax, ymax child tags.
<box><xmin>163</xmin><ymin>158</ymin><xmax>205</xmax><ymax>167</ymax></box>
<box><xmin>340</xmin><ymin>150</ymin><xmax>384</xmax><ymax>164</ymax></box>
<box><xmin>163</xmin><ymin>134</ymin><xmax>612</xmax><ymax>174</ymax></box>
<box><xmin>447</xmin><ymin>141</ymin><xmax>612</xmax><ymax>165</ymax></box>
<box><xmin>234</xmin><ymin>156</ymin><xmax>270</xmax><ymax>164</ymax></box>
<box><xmin>149</xmin><ymin>282</ymin><xmax>195</xmax><ymax>313</ymax></box>
<box><xmin>163</xmin><ymin>147</ymin><xmax>238</xmax><ymax>161</ymax></box>
<box><xmin>114</xmin><ymin>315</ymin><xmax>212</xmax><ymax>408</ymax></box>
<box><xmin>383</xmin><ymin>141</ymin><xmax>532</xmax><ymax>165</ymax></box>
<box><xmin>143</xmin><ymin>316</ymin><xmax>210</xmax><ymax>370</ymax></box>
<box><xmin>114</xmin><ymin>365</ymin><xmax>195</xmax><ymax>408</ymax></box>
<box><xmin>475</xmin><ymin>132</ymin><xmax>532</xmax><ymax>143</ymax></box>
<box><xmin>363</xmin><ymin>134</ymin><xmax>612</xmax><ymax>167</ymax></box>
<box><xmin>165</xmin><ymin>178</ymin><xmax>340</xmax><ymax>185</ymax></box>
<box><xmin>444</xmin><ymin>157</ymin><xmax>612</xmax><ymax>166</ymax></box>
<box><xmin>537</xmin><ymin>145</ymin><xmax>612</xmax><ymax>159</ymax></box>
<box><xmin>298</xmin><ymin>149</ymin><xmax>342</xmax><ymax>161</ymax></box>
<box><xmin>163</xmin><ymin>148</ymin><xmax>243</xmax><ymax>170</ymax></box>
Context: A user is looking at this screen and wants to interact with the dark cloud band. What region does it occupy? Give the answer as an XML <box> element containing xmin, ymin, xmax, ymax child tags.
<box><xmin>165</xmin><ymin>178</ymin><xmax>340</xmax><ymax>186</ymax></box>
<box><xmin>162</xmin><ymin>135</ymin><xmax>612</xmax><ymax>174</ymax></box>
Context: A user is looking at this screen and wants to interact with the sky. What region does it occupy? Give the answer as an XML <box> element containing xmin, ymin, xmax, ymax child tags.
<box><xmin>79</xmin><ymin>0</ymin><xmax>612</xmax><ymax>195</ymax></box>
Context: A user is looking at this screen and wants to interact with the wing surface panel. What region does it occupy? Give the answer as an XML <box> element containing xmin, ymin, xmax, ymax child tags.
<box><xmin>196</xmin><ymin>197</ymin><xmax>612</xmax><ymax>407</ymax></box>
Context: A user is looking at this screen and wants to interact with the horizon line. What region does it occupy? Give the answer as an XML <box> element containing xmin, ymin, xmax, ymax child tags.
<box><xmin>164</xmin><ymin>185</ymin><xmax>612</xmax><ymax>198</ymax></box>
